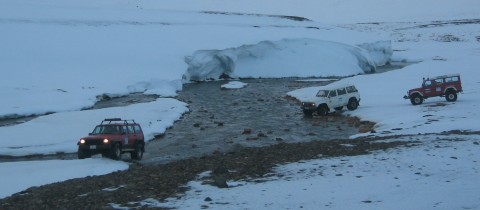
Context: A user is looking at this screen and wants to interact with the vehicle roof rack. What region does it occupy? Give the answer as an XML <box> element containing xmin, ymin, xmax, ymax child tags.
<box><xmin>101</xmin><ymin>118</ymin><xmax>136</xmax><ymax>125</ymax></box>
<box><xmin>426</xmin><ymin>73</ymin><xmax>460</xmax><ymax>80</ymax></box>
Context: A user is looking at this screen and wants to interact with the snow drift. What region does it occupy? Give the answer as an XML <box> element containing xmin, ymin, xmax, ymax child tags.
<box><xmin>183</xmin><ymin>39</ymin><xmax>392</xmax><ymax>81</ymax></box>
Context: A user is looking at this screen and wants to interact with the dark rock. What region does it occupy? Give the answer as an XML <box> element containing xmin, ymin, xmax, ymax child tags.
<box><xmin>213</xmin><ymin>176</ymin><xmax>228</xmax><ymax>188</ymax></box>
<box><xmin>213</xmin><ymin>165</ymin><xmax>229</xmax><ymax>175</ymax></box>
<box><xmin>242</xmin><ymin>128</ymin><xmax>252</xmax><ymax>134</ymax></box>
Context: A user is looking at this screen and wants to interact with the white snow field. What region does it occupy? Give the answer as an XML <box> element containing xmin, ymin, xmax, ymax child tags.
<box><xmin>0</xmin><ymin>158</ymin><xmax>129</xmax><ymax>199</ymax></box>
<box><xmin>1</xmin><ymin>0</ymin><xmax>480</xmax><ymax>207</ymax></box>
<box><xmin>156</xmin><ymin>135</ymin><xmax>480</xmax><ymax>210</ymax></box>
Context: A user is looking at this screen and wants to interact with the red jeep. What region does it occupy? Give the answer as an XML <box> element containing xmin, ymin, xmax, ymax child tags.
<box><xmin>77</xmin><ymin>118</ymin><xmax>145</xmax><ymax>160</ymax></box>
<box><xmin>404</xmin><ymin>74</ymin><xmax>462</xmax><ymax>105</ymax></box>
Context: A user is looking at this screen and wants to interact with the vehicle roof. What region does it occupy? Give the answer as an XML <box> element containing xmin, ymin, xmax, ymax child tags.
<box><xmin>97</xmin><ymin>123</ymin><xmax>139</xmax><ymax>126</ymax></box>
<box><xmin>427</xmin><ymin>74</ymin><xmax>460</xmax><ymax>80</ymax></box>
<box><xmin>98</xmin><ymin>118</ymin><xmax>138</xmax><ymax>125</ymax></box>
<box><xmin>318</xmin><ymin>83</ymin><xmax>356</xmax><ymax>90</ymax></box>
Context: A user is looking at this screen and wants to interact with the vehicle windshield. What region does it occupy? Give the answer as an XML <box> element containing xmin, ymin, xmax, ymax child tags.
<box><xmin>92</xmin><ymin>125</ymin><xmax>120</xmax><ymax>134</ymax></box>
<box><xmin>423</xmin><ymin>80</ymin><xmax>432</xmax><ymax>87</ymax></box>
<box><xmin>316</xmin><ymin>90</ymin><xmax>328</xmax><ymax>97</ymax></box>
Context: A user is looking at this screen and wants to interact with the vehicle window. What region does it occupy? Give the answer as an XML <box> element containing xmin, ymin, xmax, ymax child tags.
<box><xmin>92</xmin><ymin>126</ymin><xmax>102</xmax><ymax>134</ymax></box>
<box><xmin>134</xmin><ymin>125</ymin><xmax>142</xmax><ymax>133</ymax></box>
<box><xmin>346</xmin><ymin>86</ymin><xmax>358</xmax><ymax>93</ymax></box>
<box><xmin>93</xmin><ymin>125</ymin><xmax>120</xmax><ymax>134</ymax></box>
<box><xmin>337</xmin><ymin>88</ymin><xmax>346</xmax><ymax>95</ymax></box>
<box><xmin>316</xmin><ymin>90</ymin><xmax>328</xmax><ymax>97</ymax></box>
<box><xmin>121</xmin><ymin>126</ymin><xmax>128</xmax><ymax>134</ymax></box>
<box><xmin>424</xmin><ymin>80</ymin><xmax>432</xmax><ymax>87</ymax></box>
<box><xmin>328</xmin><ymin>90</ymin><xmax>337</xmax><ymax>97</ymax></box>
<box><xmin>128</xmin><ymin>125</ymin><xmax>135</xmax><ymax>134</ymax></box>
<box><xmin>435</xmin><ymin>79</ymin><xmax>444</xmax><ymax>84</ymax></box>
<box><xmin>451</xmin><ymin>76</ymin><xmax>459</xmax><ymax>82</ymax></box>
<box><xmin>445</xmin><ymin>77</ymin><xmax>452</xmax><ymax>83</ymax></box>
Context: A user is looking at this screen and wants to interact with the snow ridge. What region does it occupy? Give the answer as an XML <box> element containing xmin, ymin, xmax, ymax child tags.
<box><xmin>183</xmin><ymin>38</ymin><xmax>392</xmax><ymax>81</ymax></box>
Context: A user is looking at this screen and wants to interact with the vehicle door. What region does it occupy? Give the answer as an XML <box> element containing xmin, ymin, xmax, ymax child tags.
<box><xmin>336</xmin><ymin>88</ymin><xmax>347</xmax><ymax>106</ymax></box>
<box><xmin>133</xmin><ymin>125</ymin><xmax>144</xmax><ymax>141</ymax></box>
<box><xmin>120</xmin><ymin>125</ymin><xmax>133</xmax><ymax>149</ymax></box>
<box><xmin>127</xmin><ymin>125</ymin><xmax>138</xmax><ymax>146</ymax></box>
<box><xmin>434</xmin><ymin>78</ymin><xmax>445</xmax><ymax>95</ymax></box>
<box><xmin>422</xmin><ymin>80</ymin><xmax>434</xmax><ymax>97</ymax></box>
<box><xmin>327</xmin><ymin>90</ymin><xmax>338</xmax><ymax>108</ymax></box>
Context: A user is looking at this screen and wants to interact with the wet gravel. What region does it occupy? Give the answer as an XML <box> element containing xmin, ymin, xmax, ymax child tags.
<box><xmin>142</xmin><ymin>77</ymin><xmax>366</xmax><ymax>165</ymax></box>
<box><xmin>0</xmin><ymin>138</ymin><xmax>411</xmax><ymax>210</ymax></box>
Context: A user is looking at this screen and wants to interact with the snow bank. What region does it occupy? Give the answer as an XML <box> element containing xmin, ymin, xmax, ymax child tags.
<box><xmin>0</xmin><ymin>98</ymin><xmax>188</xmax><ymax>156</ymax></box>
<box><xmin>288</xmin><ymin>45</ymin><xmax>480</xmax><ymax>137</ymax></box>
<box><xmin>0</xmin><ymin>158</ymin><xmax>128</xmax><ymax>199</ymax></box>
<box><xmin>183</xmin><ymin>39</ymin><xmax>392</xmax><ymax>81</ymax></box>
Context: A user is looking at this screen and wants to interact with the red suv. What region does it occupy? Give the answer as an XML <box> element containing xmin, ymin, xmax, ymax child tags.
<box><xmin>404</xmin><ymin>74</ymin><xmax>462</xmax><ymax>105</ymax></box>
<box><xmin>77</xmin><ymin>118</ymin><xmax>145</xmax><ymax>160</ymax></box>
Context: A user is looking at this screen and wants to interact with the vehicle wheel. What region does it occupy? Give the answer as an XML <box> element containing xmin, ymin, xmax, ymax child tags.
<box><xmin>445</xmin><ymin>91</ymin><xmax>457</xmax><ymax>102</ymax></box>
<box><xmin>303</xmin><ymin>109</ymin><xmax>313</xmax><ymax>117</ymax></box>
<box><xmin>334</xmin><ymin>106</ymin><xmax>343</xmax><ymax>111</ymax></box>
<box><xmin>110</xmin><ymin>143</ymin><xmax>122</xmax><ymax>160</ymax></box>
<box><xmin>77</xmin><ymin>148</ymin><xmax>90</xmax><ymax>159</ymax></box>
<box><xmin>410</xmin><ymin>94</ymin><xmax>423</xmax><ymax>105</ymax></box>
<box><xmin>347</xmin><ymin>98</ymin><xmax>359</xmax><ymax>110</ymax></box>
<box><xmin>130</xmin><ymin>143</ymin><xmax>144</xmax><ymax>160</ymax></box>
<box><xmin>317</xmin><ymin>105</ymin><xmax>328</xmax><ymax>116</ymax></box>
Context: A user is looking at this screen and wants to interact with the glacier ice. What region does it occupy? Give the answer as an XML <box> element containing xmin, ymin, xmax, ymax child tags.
<box><xmin>183</xmin><ymin>38</ymin><xmax>392</xmax><ymax>81</ymax></box>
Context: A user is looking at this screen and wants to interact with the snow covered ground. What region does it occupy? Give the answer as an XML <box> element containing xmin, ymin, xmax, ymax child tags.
<box><xmin>0</xmin><ymin>157</ymin><xmax>129</xmax><ymax>199</ymax></box>
<box><xmin>156</xmin><ymin>134</ymin><xmax>480</xmax><ymax>210</ymax></box>
<box><xmin>1</xmin><ymin>0</ymin><xmax>480</xmax><ymax>206</ymax></box>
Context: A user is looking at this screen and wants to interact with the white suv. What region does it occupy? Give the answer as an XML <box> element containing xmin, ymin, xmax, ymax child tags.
<box><xmin>301</xmin><ymin>84</ymin><xmax>361</xmax><ymax>116</ymax></box>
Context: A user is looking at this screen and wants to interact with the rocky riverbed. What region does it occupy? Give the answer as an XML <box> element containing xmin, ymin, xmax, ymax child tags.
<box><xmin>0</xmin><ymin>136</ymin><xmax>412</xmax><ymax>209</ymax></box>
<box><xmin>0</xmin><ymin>64</ymin><xmax>411</xmax><ymax>209</ymax></box>
<box><xmin>142</xmin><ymin>77</ymin><xmax>371</xmax><ymax>165</ymax></box>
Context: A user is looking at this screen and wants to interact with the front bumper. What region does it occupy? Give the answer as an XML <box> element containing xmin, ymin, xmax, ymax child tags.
<box><xmin>301</xmin><ymin>102</ymin><xmax>317</xmax><ymax>110</ymax></box>
<box><xmin>78</xmin><ymin>143</ymin><xmax>112</xmax><ymax>151</ymax></box>
<box><xmin>403</xmin><ymin>95</ymin><xmax>409</xmax><ymax>99</ymax></box>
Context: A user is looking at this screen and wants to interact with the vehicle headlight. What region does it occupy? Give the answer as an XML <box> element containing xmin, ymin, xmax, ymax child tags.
<box><xmin>103</xmin><ymin>139</ymin><xmax>109</xmax><ymax>144</ymax></box>
<box><xmin>80</xmin><ymin>139</ymin><xmax>86</xmax><ymax>144</ymax></box>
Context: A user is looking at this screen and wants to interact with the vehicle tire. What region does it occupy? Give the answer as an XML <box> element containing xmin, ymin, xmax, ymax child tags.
<box><xmin>130</xmin><ymin>143</ymin><xmax>144</xmax><ymax>160</ymax></box>
<box><xmin>110</xmin><ymin>143</ymin><xmax>122</xmax><ymax>160</ymax></box>
<box><xmin>303</xmin><ymin>109</ymin><xmax>313</xmax><ymax>117</ymax></box>
<box><xmin>445</xmin><ymin>90</ymin><xmax>457</xmax><ymax>102</ymax></box>
<box><xmin>410</xmin><ymin>94</ymin><xmax>423</xmax><ymax>105</ymax></box>
<box><xmin>77</xmin><ymin>148</ymin><xmax>90</xmax><ymax>159</ymax></box>
<box><xmin>317</xmin><ymin>105</ymin><xmax>328</xmax><ymax>116</ymax></box>
<box><xmin>347</xmin><ymin>98</ymin><xmax>359</xmax><ymax>110</ymax></box>
<box><xmin>334</xmin><ymin>106</ymin><xmax>343</xmax><ymax>111</ymax></box>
